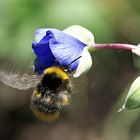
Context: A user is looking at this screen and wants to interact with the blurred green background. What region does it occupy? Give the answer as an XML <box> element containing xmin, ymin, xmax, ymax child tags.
<box><xmin>0</xmin><ymin>0</ymin><xmax>140</xmax><ymax>140</ymax></box>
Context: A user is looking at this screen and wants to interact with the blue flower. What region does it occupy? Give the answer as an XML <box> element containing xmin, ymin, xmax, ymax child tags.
<box><xmin>32</xmin><ymin>25</ymin><xmax>94</xmax><ymax>77</ymax></box>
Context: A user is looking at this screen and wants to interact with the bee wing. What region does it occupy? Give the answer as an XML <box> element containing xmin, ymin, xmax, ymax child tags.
<box><xmin>0</xmin><ymin>71</ymin><xmax>40</xmax><ymax>90</ymax></box>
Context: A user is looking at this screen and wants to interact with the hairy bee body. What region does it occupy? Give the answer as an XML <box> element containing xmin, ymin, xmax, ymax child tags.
<box><xmin>31</xmin><ymin>67</ymin><xmax>72</xmax><ymax>122</ymax></box>
<box><xmin>0</xmin><ymin>66</ymin><xmax>72</xmax><ymax>122</ymax></box>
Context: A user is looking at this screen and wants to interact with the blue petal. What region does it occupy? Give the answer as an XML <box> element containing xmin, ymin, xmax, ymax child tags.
<box><xmin>35</xmin><ymin>28</ymin><xmax>56</xmax><ymax>43</ymax></box>
<box><xmin>34</xmin><ymin>57</ymin><xmax>59</xmax><ymax>75</ymax></box>
<box><xmin>48</xmin><ymin>29</ymin><xmax>86</xmax><ymax>71</ymax></box>
<box><xmin>32</xmin><ymin>30</ymin><xmax>55</xmax><ymax>57</ymax></box>
<box><xmin>32</xmin><ymin>42</ymin><xmax>53</xmax><ymax>60</ymax></box>
<box><xmin>35</xmin><ymin>28</ymin><xmax>49</xmax><ymax>43</ymax></box>
<box><xmin>32</xmin><ymin>31</ymin><xmax>58</xmax><ymax>74</ymax></box>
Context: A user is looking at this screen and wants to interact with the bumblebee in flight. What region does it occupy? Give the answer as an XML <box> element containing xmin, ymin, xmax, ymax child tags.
<box><xmin>31</xmin><ymin>66</ymin><xmax>72</xmax><ymax>122</ymax></box>
<box><xmin>0</xmin><ymin>56</ymin><xmax>82</xmax><ymax>122</ymax></box>
<box><xmin>0</xmin><ymin>66</ymin><xmax>72</xmax><ymax>122</ymax></box>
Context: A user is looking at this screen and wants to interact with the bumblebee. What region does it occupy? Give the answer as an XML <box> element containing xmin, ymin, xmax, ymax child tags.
<box><xmin>0</xmin><ymin>66</ymin><xmax>72</xmax><ymax>122</ymax></box>
<box><xmin>0</xmin><ymin>56</ymin><xmax>81</xmax><ymax>122</ymax></box>
<box><xmin>31</xmin><ymin>67</ymin><xmax>72</xmax><ymax>121</ymax></box>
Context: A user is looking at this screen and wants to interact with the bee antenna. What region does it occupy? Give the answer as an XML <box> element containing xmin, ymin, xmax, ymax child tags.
<box><xmin>66</xmin><ymin>56</ymin><xmax>82</xmax><ymax>68</ymax></box>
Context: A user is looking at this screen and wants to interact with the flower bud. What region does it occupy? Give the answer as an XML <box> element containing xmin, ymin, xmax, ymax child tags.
<box><xmin>118</xmin><ymin>76</ymin><xmax>140</xmax><ymax>112</ymax></box>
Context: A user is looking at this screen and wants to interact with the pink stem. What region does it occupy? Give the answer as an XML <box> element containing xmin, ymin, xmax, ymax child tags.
<box><xmin>93</xmin><ymin>43</ymin><xmax>138</xmax><ymax>51</ymax></box>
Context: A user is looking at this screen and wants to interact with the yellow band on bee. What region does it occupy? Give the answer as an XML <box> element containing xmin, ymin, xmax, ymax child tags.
<box><xmin>32</xmin><ymin>109</ymin><xmax>60</xmax><ymax>122</ymax></box>
<box><xmin>44</xmin><ymin>67</ymin><xmax>69</xmax><ymax>80</ymax></box>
